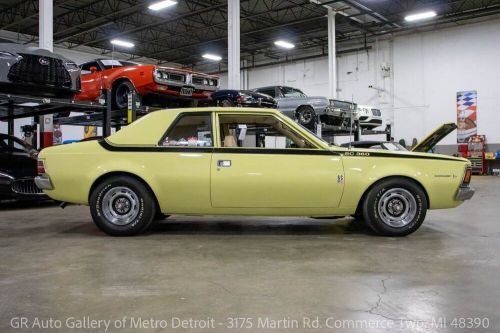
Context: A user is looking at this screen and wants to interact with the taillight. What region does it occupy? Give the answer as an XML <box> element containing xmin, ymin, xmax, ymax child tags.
<box><xmin>37</xmin><ymin>160</ymin><xmax>46</xmax><ymax>175</ymax></box>
<box><xmin>462</xmin><ymin>167</ymin><xmax>472</xmax><ymax>186</ymax></box>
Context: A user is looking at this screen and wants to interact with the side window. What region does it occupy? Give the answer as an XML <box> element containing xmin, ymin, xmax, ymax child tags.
<box><xmin>160</xmin><ymin>114</ymin><xmax>212</xmax><ymax>147</ymax></box>
<box><xmin>218</xmin><ymin>114</ymin><xmax>315</xmax><ymax>149</ymax></box>
<box><xmin>80</xmin><ymin>61</ymin><xmax>100</xmax><ymax>75</ymax></box>
<box><xmin>256</xmin><ymin>88</ymin><xmax>276</xmax><ymax>97</ymax></box>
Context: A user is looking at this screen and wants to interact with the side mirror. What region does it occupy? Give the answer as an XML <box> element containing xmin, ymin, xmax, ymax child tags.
<box><xmin>90</xmin><ymin>66</ymin><xmax>98</xmax><ymax>74</ymax></box>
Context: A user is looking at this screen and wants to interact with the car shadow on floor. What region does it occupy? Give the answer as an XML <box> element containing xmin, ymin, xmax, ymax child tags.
<box><xmin>0</xmin><ymin>200</ymin><xmax>58</xmax><ymax>211</ymax></box>
<box><xmin>147</xmin><ymin>217</ymin><xmax>374</xmax><ymax>236</ymax></box>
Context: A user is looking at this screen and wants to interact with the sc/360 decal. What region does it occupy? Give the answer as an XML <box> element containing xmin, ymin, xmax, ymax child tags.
<box><xmin>343</xmin><ymin>151</ymin><xmax>371</xmax><ymax>157</ymax></box>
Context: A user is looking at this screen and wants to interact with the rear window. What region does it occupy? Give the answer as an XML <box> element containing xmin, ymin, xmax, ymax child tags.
<box><xmin>101</xmin><ymin>60</ymin><xmax>137</xmax><ymax>69</ymax></box>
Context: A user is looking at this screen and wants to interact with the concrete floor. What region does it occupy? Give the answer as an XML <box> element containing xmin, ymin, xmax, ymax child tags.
<box><xmin>0</xmin><ymin>177</ymin><xmax>499</xmax><ymax>333</ymax></box>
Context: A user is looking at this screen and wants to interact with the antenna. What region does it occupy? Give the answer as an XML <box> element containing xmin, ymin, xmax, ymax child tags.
<box><xmin>348</xmin><ymin>94</ymin><xmax>354</xmax><ymax>149</ymax></box>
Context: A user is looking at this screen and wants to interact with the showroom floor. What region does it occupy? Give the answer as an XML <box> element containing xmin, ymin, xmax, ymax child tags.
<box><xmin>1</xmin><ymin>177</ymin><xmax>499</xmax><ymax>333</ymax></box>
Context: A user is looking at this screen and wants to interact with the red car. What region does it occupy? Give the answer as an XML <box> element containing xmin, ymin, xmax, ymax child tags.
<box><xmin>75</xmin><ymin>59</ymin><xmax>219</xmax><ymax>109</ymax></box>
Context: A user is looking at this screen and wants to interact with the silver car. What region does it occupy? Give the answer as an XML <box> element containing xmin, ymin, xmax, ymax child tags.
<box><xmin>253</xmin><ymin>86</ymin><xmax>334</xmax><ymax>129</ymax></box>
<box><xmin>0</xmin><ymin>42</ymin><xmax>81</xmax><ymax>98</ymax></box>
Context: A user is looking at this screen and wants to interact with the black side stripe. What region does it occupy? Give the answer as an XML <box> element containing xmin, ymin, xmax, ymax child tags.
<box><xmin>98</xmin><ymin>140</ymin><xmax>461</xmax><ymax>161</ymax></box>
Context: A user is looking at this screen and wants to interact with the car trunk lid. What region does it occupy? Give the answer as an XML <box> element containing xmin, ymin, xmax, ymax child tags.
<box><xmin>411</xmin><ymin>123</ymin><xmax>457</xmax><ymax>152</ymax></box>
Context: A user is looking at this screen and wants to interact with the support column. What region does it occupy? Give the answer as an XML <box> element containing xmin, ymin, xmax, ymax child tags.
<box><xmin>327</xmin><ymin>8</ymin><xmax>337</xmax><ymax>99</ymax></box>
<box><xmin>39</xmin><ymin>0</ymin><xmax>54</xmax><ymax>148</ymax></box>
<box><xmin>39</xmin><ymin>0</ymin><xmax>53</xmax><ymax>52</ymax></box>
<box><xmin>227</xmin><ymin>0</ymin><xmax>240</xmax><ymax>89</ymax></box>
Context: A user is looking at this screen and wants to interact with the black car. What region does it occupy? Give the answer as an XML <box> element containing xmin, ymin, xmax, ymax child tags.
<box><xmin>210</xmin><ymin>90</ymin><xmax>277</xmax><ymax>108</ymax></box>
<box><xmin>0</xmin><ymin>134</ymin><xmax>46</xmax><ymax>200</ymax></box>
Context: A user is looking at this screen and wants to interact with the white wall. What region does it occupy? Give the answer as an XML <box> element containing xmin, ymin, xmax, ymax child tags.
<box><xmin>222</xmin><ymin>18</ymin><xmax>500</xmax><ymax>145</ymax></box>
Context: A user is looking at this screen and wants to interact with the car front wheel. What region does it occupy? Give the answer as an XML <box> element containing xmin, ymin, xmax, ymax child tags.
<box><xmin>296</xmin><ymin>106</ymin><xmax>316</xmax><ymax>129</ymax></box>
<box><xmin>90</xmin><ymin>176</ymin><xmax>156</xmax><ymax>236</ymax></box>
<box><xmin>362</xmin><ymin>178</ymin><xmax>427</xmax><ymax>236</ymax></box>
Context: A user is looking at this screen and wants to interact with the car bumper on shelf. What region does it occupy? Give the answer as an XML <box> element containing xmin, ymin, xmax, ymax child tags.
<box><xmin>34</xmin><ymin>176</ymin><xmax>53</xmax><ymax>190</ymax></box>
<box><xmin>455</xmin><ymin>186</ymin><xmax>475</xmax><ymax>201</ymax></box>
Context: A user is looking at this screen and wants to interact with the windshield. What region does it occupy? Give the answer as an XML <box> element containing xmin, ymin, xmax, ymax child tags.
<box><xmin>101</xmin><ymin>59</ymin><xmax>137</xmax><ymax>69</ymax></box>
<box><xmin>293</xmin><ymin>122</ymin><xmax>332</xmax><ymax>146</ymax></box>
<box><xmin>281</xmin><ymin>87</ymin><xmax>307</xmax><ymax>98</ymax></box>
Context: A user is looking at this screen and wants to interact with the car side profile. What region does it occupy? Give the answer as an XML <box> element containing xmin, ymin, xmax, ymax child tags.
<box><xmin>75</xmin><ymin>59</ymin><xmax>219</xmax><ymax>109</ymax></box>
<box><xmin>253</xmin><ymin>85</ymin><xmax>330</xmax><ymax>129</ymax></box>
<box><xmin>36</xmin><ymin>108</ymin><xmax>474</xmax><ymax>237</ymax></box>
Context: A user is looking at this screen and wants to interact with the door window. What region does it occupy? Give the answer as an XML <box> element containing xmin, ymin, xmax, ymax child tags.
<box><xmin>160</xmin><ymin>113</ymin><xmax>212</xmax><ymax>147</ymax></box>
<box><xmin>80</xmin><ymin>61</ymin><xmax>100</xmax><ymax>74</ymax></box>
<box><xmin>218</xmin><ymin>114</ymin><xmax>315</xmax><ymax>149</ymax></box>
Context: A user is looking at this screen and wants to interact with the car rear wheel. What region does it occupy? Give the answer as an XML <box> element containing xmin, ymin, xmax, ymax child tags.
<box><xmin>296</xmin><ymin>106</ymin><xmax>316</xmax><ymax>129</ymax></box>
<box><xmin>90</xmin><ymin>176</ymin><xmax>156</xmax><ymax>236</ymax></box>
<box><xmin>219</xmin><ymin>98</ymin><xmax>234</xmax><ymax>107</ymax></box>
<box><xmin>362</xmin><ymin>178</ymin><xmax>427</xmax><ymax>236</ymax></box>
<box><xmin>113</xmin><ymin>80</ymin><xmax>138</xmax><ymax>110</ymax></box>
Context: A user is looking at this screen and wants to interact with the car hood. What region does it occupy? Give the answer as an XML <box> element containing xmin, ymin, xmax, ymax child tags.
<box><xmin>241</xmin><ymin>90</ymin><xmax>276</xmax><ymax>101</ymax></box>
<box><xmin>411</xmin><ymin>123</ymin><xmax>457</xmax><ymax>152</ymax></box>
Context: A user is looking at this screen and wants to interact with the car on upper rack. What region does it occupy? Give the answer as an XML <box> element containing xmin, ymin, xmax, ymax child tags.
<box><xmin>253</xmin><ymin>86</ymin><xmax>356</xmax><ymax>129</ymax></box>
<box><xmin>0</xmin><ymin>41</ymin><xmax>81</xmax><ymax>98</ymax></box>
<box><xmin>36</xmin><ymin>107</ymin><xmax>474</xmax><ymax>237</ymax></box>
<box><xmin>75</xmin><ymin>59</ymin><xmax>219</xmax><ymax>109</ymax></box>
<box><xmin>0</xmin><ymin>134</ymin><xmax>47</xmax><ymax>201</ymax></box>
<box><xmin>210</xmin><ymin>89</ymin><xmax>278</xmax><ymax>109</ymax></box>
<box><xmin>356</xmin><ymin>104</ymin><xmax>383</xmax><ymax>129</ymax></box>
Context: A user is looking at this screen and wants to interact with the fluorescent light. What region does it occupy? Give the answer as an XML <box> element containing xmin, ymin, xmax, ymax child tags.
<box><xmin>110</xmin><ymin>39</ymin><xmax>135</xmax><ymax>48</ymax></box>
<box><xmin>202</xmin><ymin>53</ymin><xmax>222</xmax><ymax>61</ymax></box>
<box><xmin>148</xmin><ymin>0</ymin><xmax>177</xmax><ymax>11</ymax></box>
<box><xmin>274</xmin><ymin>40</ymin><xmax>295</xmax><ymax>49</ymax></box>
<box><xmin>404</xmin><ymin>11</ymin><xmax>437</xmax><ymax>22</ymax></box>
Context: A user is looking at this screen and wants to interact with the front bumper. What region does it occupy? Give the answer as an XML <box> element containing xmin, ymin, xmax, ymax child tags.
<box><xmin>35</xmin><ymin>176</ymin><xmax>53</xmax><ymax>190</ymax></box>
<box><xmin>455</xmin><ymin>186</ymin><xmax>475</xmax><ymax>201</ymax></box>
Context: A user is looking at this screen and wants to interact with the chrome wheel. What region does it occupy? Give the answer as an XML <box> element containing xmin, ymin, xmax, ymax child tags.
<box><xmin>298</xmin><ymin>108</ymin><xmax>313</xmax><ymax>125</ymax></box>
<box><xmin>220</xmin><ymin>99</ymin><xmax>233</xmax><ymax>107</ymax></box>
<box><xmin>377</xmin><ymin>188</ymin><xmax>417</xmax><ymax>228</ymax></box>
<box><xmin>102</xmin><ymin>186</ymin><xmax>140</xmax><ymax>226</ymax></box>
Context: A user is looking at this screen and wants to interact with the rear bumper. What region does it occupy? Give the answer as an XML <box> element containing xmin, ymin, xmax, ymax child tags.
<box><xmin>455</xmin><ymin>186</ymin><xmax>475</xmax><ymax>201</ymax></box>
<box><xmin>35</xmin><ymin>176</ymin><xmax>53</xmax><ymax>190</ymax></box>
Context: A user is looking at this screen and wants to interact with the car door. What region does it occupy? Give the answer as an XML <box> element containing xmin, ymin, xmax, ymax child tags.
<box><xmin>210</xmin><ymin>112</ymin><xmax>344</xmax><ymax>209</ymax></box>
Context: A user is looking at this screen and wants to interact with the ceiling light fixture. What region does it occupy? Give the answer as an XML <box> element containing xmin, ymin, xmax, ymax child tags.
<box><xmin>404</xmin><ymin>11</ymin><xmax>437</xmax><ymax>22</ymax></box>
<box><xmin>202</xmin><ymin>53</ymin><xmax>222</xmax><ymax>61</ymax></box>
<box><xmin>110</xmin><ymin>39</ymin><xmax>135</xmax><ymax>48</ymax></box>
<box><xmin>274</xmin><ymin>40</ymin><xmax>295</xmax><ymax>49</ymax></box>
<box><xmin>148</xmin><ymin>0</ymin><xmax>177</xmax><ymax>11</ymax></box>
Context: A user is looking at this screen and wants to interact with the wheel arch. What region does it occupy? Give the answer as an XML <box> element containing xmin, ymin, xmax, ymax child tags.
<box><xmin>355</xmin><ymin>175</ymin><xmax>430</xmax><ymax>216</ymax></box>
<box><xmin>88</xmin><ymin>171</ymin><xmax>161</xmax><ymax>213</ymax></box>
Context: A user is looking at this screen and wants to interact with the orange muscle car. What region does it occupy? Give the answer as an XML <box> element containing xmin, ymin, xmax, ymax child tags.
<box><xmin>75</xmin><ymin>59</ymin><xmax>219</xmax><ymax>109</ymax></box>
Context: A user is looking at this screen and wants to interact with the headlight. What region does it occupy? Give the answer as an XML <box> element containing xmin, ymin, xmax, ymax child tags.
<box><xmin>154</xmin><ymin>69</ymin><xmax>163</xmax><ymax>79</ymax></box>
<box><xmin>203</xmin><ymin>79</ymin><xmax>209</xmax><ymax>85</ymax></box>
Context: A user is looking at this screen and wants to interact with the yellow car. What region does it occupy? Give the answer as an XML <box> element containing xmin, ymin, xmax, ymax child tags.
<box><xmin>35</xmin><ymin>107</ymin><xmax>474</xmax><ymax>236</ymax></box>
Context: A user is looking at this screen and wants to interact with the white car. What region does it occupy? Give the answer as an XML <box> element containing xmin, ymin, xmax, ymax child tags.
<box><xmin>357</xmin><ymin>105</ymin><xmax>383</xmax><ymax>129</ymax></box>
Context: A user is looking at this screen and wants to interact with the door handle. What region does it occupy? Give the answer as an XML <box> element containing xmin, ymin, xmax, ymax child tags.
<box><xmin>217</xmin><ymin>160</ymin><xmax>232</xmax><ymax>168</ymax></box>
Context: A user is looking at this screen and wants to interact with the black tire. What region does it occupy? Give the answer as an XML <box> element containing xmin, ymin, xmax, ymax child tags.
<box><xmin>89</xmin><ymin>176</ymin><xmax>156</xmax><ymax>236</ymax></box>
<box><xmin>362</xmin><ymin>178</ymin><xmax>427</xmax><ymax>237</ymax></box>
<box><xmin>219</xmin><ymin>98</ymin><xmax>234</xmax><ymax>107</ymax></box>
<box><xmin>296</xmin><ymin>106</ymin><xmax>316</xmax><ymax>129</ymax></box>
<box><xmin>112</xmin><ymin>80</ymin><xmax>138</xmax><ymax>110</ymax></box>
